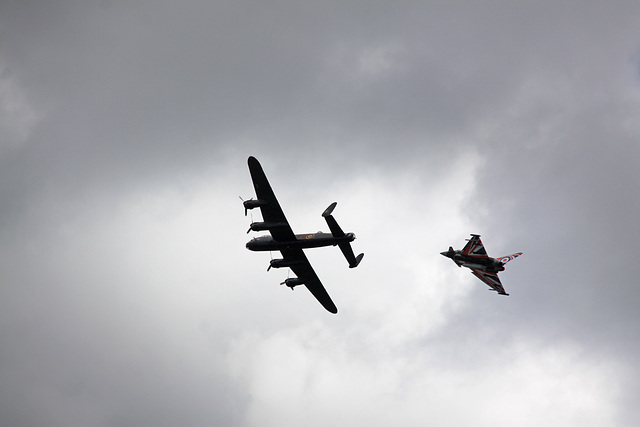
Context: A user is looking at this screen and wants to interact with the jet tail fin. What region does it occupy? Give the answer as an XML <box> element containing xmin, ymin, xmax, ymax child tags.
<box><xmin>497</xmin><ymin>252</ymin><xmax>523</xmax><ymax>264</ymax></box>
<box><xmin>322</xmin><ymin>202</ymin><xmax>364</xmax><ymax>268</ymax></box>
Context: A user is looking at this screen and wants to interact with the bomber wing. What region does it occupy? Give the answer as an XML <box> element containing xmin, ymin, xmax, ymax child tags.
<box><xmin>470</xmin><ymin>269</ymin><xmax>509</xmax><ymax>296</ymax></box>
<box><xmin>247</xmin><ymin>156</ymin><xmax>296</xmax><ymax>242</ymax></box>
<box><xmin>461</xmin><ymin>234</ymin><xmax>489</xmax><ymax>258</ymax></box>
<box><xmin>282</xmin><ymin>248</ymin><xmax>338</xmax><ymax>314</ymax></box>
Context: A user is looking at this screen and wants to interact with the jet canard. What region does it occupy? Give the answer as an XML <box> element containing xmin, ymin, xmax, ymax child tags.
<box><xmin>244</xmin><ymin>156</ymin><xmax>364</xmax><ymax>314</ymax></box>
<box><xmin>441</xmin><ymin>234</ymin><xmax>521</xmax><ymax>296</ymax></box>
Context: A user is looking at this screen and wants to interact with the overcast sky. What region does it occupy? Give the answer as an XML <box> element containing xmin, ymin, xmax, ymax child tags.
<box><xmin>2</xmin><ymin>1</ymin><xmax>640</xmax><ymax>426</ymax></box>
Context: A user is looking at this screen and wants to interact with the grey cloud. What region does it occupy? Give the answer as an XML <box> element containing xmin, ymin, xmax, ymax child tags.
<box><xmin>2</xmin><ymin>1</ymin><xmax>640</xmax><ymax>426</ymax></box>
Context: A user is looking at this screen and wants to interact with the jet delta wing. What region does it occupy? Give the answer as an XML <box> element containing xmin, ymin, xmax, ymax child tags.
<box><xmin>244</xmin><ymin>156</ymin><xmax>363</xmax><ymax>314</ymax></box>
<box><xmin>470</xmin><ymin>269</ymin><xmax>509</xmax><ymax>296</ymax></box>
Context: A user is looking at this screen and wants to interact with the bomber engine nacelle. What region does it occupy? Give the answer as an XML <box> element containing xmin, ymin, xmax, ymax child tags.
<box><xmin>241</xmin><ymin>197</ymin><xmax>268</xmax><ymax>216</ymax></box>
<box><xmin>268</xmin><ymin>258</ymin><xmax>303</xmax><ymax>271</ymax></box>
<box><xmin>281</xmin><ymin>278</ymin><xmax>305</xmax><ymax>289</ymax></box>
<box><xmin>247</xmin><ymin>221</ymin><xmax>287</xmax><ymax>233</ymax></box>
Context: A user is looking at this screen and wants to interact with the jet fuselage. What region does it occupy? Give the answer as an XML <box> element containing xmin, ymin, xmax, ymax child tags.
<box><xmin>246</xmin><ymin>232</ymin><xmax>356</xmax><ymax>252</ymax></box>
<box><xmin>440</xmin><ymin>251</ymin><xmax>505</xmax><ymax>273</ymax></box>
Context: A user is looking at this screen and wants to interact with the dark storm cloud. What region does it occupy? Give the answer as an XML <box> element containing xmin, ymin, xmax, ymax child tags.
<box><xmin>0</xmin><ymin>1</ymin><xmax>482</xmax><ymax>222</ymax></box>
<box><xmin>464</xmin><ymin>47</ymin><xmax>640</xmax><ymax>337</ymax></box>
<box><xmin>0</xmin><ymin>1</ymin><xmax>542</xmax><ymax>186</ymax></box>
<box><xmin>443</xmin><ymin>7</ymin><xmax>640</xmax><ymax>421</ymax></box>
<box><xmin>465</xmin><ymin>103</ymin><xmax>640</xmax><ymax>378</ymax></box>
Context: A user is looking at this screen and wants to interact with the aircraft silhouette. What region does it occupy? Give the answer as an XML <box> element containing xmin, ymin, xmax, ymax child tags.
<box><xmin>244</xmin><ymin>156</ymin><xmax>363</xmax><ymax>313</ymax></box>
<box><xmin>441</xmin><ymin>234</ymin><xmax>521</xmax><ymax>296</ymax></box>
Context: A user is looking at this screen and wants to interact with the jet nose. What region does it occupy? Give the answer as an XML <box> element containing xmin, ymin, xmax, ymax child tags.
<box><xmin>440</xmin><ymin>251</ymin><xmax>450</xmax><ymax>257</ymax></box>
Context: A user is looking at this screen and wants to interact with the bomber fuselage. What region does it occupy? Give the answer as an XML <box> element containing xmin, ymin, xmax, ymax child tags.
<box><xmin>247</xmin><ymin>232</ymin><xmax>356</xmax><ymax>252</ymax></box>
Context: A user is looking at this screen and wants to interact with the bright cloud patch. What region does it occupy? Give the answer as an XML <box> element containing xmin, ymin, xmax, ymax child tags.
<box><xmin>230</xmin><ymin>328</ymin><xmax>620</xmax><ymax>427</ymax></box>
<box><xmin>357</xmin><ymin>43</ymin><xmax>405</xmax><ymax>78</ymax></box>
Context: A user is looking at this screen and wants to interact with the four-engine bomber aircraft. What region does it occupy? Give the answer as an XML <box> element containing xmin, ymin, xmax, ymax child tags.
<box><xmin>244</xmin><ymin>156</ymin><xmax>364</xmax><ymax>314</ymax></box>
<box><xmin>441</xmin><ymin>234</ymin><xmax>522</xmax><ymax>296</ymax></box>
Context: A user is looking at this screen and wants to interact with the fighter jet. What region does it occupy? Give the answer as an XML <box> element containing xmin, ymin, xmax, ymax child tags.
<box><xmin>244</xmin><ymin>156</ymin><xmax>364</xmax><ymax>314</ymax></box>
<box><xmin>441</xmin><ymin>234</ymin><xmax>522</xmax><ymax>296</ymax></box>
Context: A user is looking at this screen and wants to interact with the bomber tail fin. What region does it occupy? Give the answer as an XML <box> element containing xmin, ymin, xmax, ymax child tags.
<box><xmin>323</xmin><ymin>202</ymin><xmax>344</xmax><ymax>237</ymax></box>
<box><xmin>322</xmin><ymin>202</ymin><xmax>364</xmax><ymax>268</ymax></box>
<box><xmin>340</xmin><ymin>246</ymin><xmax>364</xmax><ymax>268</ymax></box>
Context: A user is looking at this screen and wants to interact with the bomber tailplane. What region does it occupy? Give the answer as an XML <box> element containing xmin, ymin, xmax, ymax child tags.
<box><xmin>322</xmin><ymin>202</ymin><xmax>364</xmax><ymax>268</ymax></box>
<box><xmin>323</xmin><ymin>202</ymin><xmax>345</xmax><ymax>237</ymax></box>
